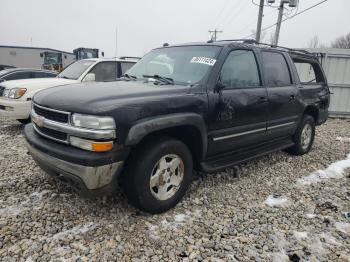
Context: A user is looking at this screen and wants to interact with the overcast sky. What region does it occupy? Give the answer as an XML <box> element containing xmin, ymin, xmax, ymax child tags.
<box><xmin>0</xmin><ymin>0</ymin><xmax>349</xmax><ymax>57</ymax></box>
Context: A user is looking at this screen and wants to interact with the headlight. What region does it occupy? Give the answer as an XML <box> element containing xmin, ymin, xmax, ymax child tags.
<box><xmin>3</xmin><ymin>88</ymin><xmax>27</xmax><ymax>99</ymax></box>
<box><xmin>71</xmin><ymin>113</ymin><xmax>116</xmax><ymax>130</ymax></box>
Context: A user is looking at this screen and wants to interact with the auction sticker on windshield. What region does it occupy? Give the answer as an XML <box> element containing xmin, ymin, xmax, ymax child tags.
<box><xmin>190</xmin><ymin>57</ymin><xmax>216</xmax><ymax>66</ymax></box>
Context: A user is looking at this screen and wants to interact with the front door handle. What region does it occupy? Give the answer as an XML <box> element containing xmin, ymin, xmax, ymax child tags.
<box><xmin>258</xmin><ymin>96</ymin><xmax>268</xmax><ymax>103</ymax></box>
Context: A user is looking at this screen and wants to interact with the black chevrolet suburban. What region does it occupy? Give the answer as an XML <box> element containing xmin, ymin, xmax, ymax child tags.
<box><xmin>24</xmin><ymin>40</ymin><xmax>330</xmax><ymax>213</ymax></box>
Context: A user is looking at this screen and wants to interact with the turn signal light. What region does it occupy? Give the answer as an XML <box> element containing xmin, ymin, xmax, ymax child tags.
<box><xmin>92</xmin><ymin>142</ymin><xmax>113</xmax><ymax>152</ymax></box>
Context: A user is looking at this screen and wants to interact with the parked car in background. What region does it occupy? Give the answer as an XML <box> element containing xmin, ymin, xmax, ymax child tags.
<box><xmin>24</xmin><ymin>40</ymin><xmax>329</xmax><ymax>213</ymax></box>
<box><xmin>0</xmin><ymin>68</ymin><xmax>57</xmax><ymax>83</ymax></box>
<box><xmin>0</xmin><ymin>65</ymin><xmax>16</xmax><ymax>71</ymax></box>
<box><xmin>0</xmin><ymin>57</ymin><xmax>139</xmax><ymax>123</ymax></box>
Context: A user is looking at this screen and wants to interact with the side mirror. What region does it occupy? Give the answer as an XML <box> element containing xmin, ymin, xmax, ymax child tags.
<box><xmin>214</xmin><ymin>82</ymin><xmax>226</xmax><ymax>93</ymax></box>
<box><xmin>101</xmin><ymin>52</ymin><xmax>105</xmax><ymax>57</ymax></box>
<box><xmin>40</xmin><ymin>53</ymin><xmax>43</xmax><ymax>58</ymax></box>
<box><xmin>83</xmin><ymin>73</ymin><xmax>96</xmax><ymax>82</ymax></box>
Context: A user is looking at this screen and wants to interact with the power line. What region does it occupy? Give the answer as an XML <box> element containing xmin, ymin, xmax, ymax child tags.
<box><xmin>242</xmin><ymin>0</ymin><xmax>329</xmax><ymax>39</ymax></box>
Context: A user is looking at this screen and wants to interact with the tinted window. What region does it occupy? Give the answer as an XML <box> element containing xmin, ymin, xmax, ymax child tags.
<box><xmin>33</xmin><ymin>71</ymin><xmax>57</xmax><ymax>78</ymax></box>
<box><xmin>4</xmin><ymin>71</ymin><xmax>32</xmax><ymax>81</ymax></box>
<box><xmin>121</xmin><ymin>62</ymin><xmax>135</xmax><ymax>75</ymax></box>
<box><xmin>89</xmin><ymin>62</ymin><xmax>117</xmax><ymax>82</ymax></box>
<box><xmin>219</xmin><ymin>50</ymin><xmax>260</xmax><ymax>88</ymax></box>
<box><xmin>262</xmin><ymin>52</ymin><xmax>292</xmax><ymax>86</ymax></box>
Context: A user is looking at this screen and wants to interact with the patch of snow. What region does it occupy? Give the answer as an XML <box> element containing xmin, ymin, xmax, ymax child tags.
<box><xmin>319</xmin><ymin>233</ymin><xmax>341</xmax><ymax>246</ymax></box>
<box><xmin>335</xmin><ymin>222</ymin><xmax>350</xmax><ymax>234</ymax></box>
<box><xmin>265</xmin><ymin>195</ymin><xmax>290</xmax><ymax>208</ymax></box>
<box><xmin>30</xmin><ymin>190</ymin><xmax>52</xmax><ymax>199</ymax></box>
<box><xmin>272</xmin><ymin>252</ymin><xmax>289</xmax><ymax>262</ymax></box>
<box><xmin>53</xmin><ymin>222</ymin><xmax>98</xmax><ymax>240</ymax></box>
<box><xmin>306</xmin><ymin>213</ymin><xmax>317</xmax><ymax>219</ymax></box>
<box><xmin>0</xmin><ymin>205</ymin><xmax>24</xmax><ymax>216</ymax></box>
<box><xmin>293</xmin><ymin>231</ymin><xmax>308</xmax><ymax>240</ymax></box>
<box><xmin>297</xmin><ymin>153</ymin><xmax>350</xmax><ymax>185</ymax></box>
<box><xmin>336</xmin><ymin>136</ymin><xmax>350</xmax><ymax>142</ymax></box>
<box><xmin>148</xmin><ymin>210</ymin><xmax>200</xmax><ymax>240</ymax></box>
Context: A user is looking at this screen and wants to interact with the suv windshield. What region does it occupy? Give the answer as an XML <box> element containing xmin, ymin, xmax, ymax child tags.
<box><xmin>57</xmin><ymin>60</ymin><xmax>94</xmax><ymax>80</ymax></box>
<box><xmin>126</xmin><ymin>46</ymin><xmax>221</xmax><ymax>85</ymax></box>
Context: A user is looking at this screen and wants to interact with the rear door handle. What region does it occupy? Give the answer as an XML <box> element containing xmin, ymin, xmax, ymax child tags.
<box><xmin>258</xmin><ymin>96</ymin><xmax>268</xmax><ymax>103</ymax></box>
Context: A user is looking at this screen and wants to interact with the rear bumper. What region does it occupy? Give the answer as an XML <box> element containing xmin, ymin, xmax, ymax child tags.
<box><xmin>0</xmin><ymin>98</ymin><xmax>31</xmax><ymax>120</ymax></box>
<box><xmin>24</xmin><ymin>124</ymin><xmax>129</xmax><ymax>196</ymax></box>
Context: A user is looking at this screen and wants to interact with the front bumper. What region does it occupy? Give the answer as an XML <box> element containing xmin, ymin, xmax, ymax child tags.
<box><xmin>24</xmin><ymin>124</ymin><xmax>129</xmax><ymax>196</ymax></box>
<box><xmin>0</xmin><ymin>98</ymin><xmax>31</xmax><ymax>120</ymax></box>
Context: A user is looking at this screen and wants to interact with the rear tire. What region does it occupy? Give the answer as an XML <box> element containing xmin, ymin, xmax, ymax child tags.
<box><xmin>286</xmin><ymin>115</ymin><xmax>315</xmax><ymax>155</ymax></box>
<box><xmin>17</xmin><ymin>118</ymin><xmax>30</xmax><ymax>125</ymax></box>
<box><xmin>122</xmin><ymin>136</ymin><xmax>193</xmax><ymax>214</ymax></box>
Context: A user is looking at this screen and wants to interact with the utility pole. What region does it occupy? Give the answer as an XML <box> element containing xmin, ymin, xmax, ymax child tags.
<box><xmin>208</xmin><ymin>29</ymin><xmax>223</xmax><ymax>41</ymax></box>
<box><xmin>273</xmin><ymin>1</ymin><xmax>285</xmax><ymax>46</ymax></box>
<box><xmin>255</xmin><ymin>0</ymin><xmax>265</xmax><ymax>42</ymax></box>
<box><xmin>115</xmin><ymin>26</ymin><xmax>118</xmax><ymax>57</ymax></box>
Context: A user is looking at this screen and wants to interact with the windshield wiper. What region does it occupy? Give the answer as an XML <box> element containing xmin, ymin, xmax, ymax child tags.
<box><xmin>120</xmin><ymin>74</ymin><xmax>137</xmax><ymax>80</ymax></box>
<box><xmin>142</xmin><ymin>74</ymin><xmax>174</xmax><ymax>85</ymax></box>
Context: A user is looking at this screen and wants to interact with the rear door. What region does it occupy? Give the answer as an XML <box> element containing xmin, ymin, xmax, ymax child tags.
<box><xmin>261</xmin><ymin>51</ymin><xmax>301</xmax><ymax>138</ymax></box>
<box><xmin>207</xmin><ymin>48</ymin><xmax>269</xmax><ymax>156</ymax></box>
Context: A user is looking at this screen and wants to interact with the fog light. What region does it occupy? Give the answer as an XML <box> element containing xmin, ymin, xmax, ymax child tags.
<box><xmin>70</xmin><ymin>136</ymin><xmax>113</xmax><ymax>152</ymax></box>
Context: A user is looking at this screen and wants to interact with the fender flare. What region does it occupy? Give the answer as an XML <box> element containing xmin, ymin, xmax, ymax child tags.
<box><xmin>125</xmin><ymin>113</ymin><xmax>208</xmax><ymax>159</ymax></box>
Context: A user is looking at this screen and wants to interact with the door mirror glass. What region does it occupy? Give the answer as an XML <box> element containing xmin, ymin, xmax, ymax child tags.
<box><xmin>83</xmin><ymin>73</ymin><xmax>95</xmax><ymax>82</ymax></box>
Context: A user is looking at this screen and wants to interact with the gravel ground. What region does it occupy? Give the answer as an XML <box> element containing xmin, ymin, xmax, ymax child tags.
<box><xmin>0</xmin><ymin>119</ymin><xmax>350</xmax><ymax>261</ymax></box>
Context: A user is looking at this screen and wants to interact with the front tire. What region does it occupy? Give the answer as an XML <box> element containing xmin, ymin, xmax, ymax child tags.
<box><xmin>122</xmin><ymin>136</ymin><xmax>193</xmax><ymax>214</ymax></box>
<box><xmin>286</xmin><ymin>115</ymin><xmax>315</xmax><ymax>155</ymax></box>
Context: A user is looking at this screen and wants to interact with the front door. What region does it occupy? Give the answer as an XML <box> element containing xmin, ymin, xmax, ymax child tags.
<box><xmin>207</xmin><ymin>49</ymin><xmax>269</xmax><ymax>156</ymax></box>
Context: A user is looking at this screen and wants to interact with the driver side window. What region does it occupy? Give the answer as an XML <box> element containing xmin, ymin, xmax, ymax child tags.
<box><xmin>220</xmin><ymin>50</ymin><xmax>261</xmax><ymax>89</ymax></box>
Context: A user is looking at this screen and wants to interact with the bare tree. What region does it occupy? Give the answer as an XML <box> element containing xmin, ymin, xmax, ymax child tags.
<box><xmin>331</xmin><ymin>32</ymin><xmax>350</xmax><ymax>49</ymax></box>
<box><xmin>308</xmin><ymin>35</ymin><xmax>319</xmax><ymax>48</ymax></box>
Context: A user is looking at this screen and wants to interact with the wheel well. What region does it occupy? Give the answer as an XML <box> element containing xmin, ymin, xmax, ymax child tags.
<box><xmin>304</xmin><ymin>106</ymin><xmax>319</xmax><ymax>123</ymax></box>
<box><xmin>134</xmin><ymin>126</ymin><xmax>203</xmax><ymax>164</ymax></box>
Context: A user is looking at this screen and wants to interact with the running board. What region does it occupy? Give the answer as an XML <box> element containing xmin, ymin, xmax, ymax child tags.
<box><xmin>200</xmin><ymin>137</ymin><xmax>294</xmax><ymax>173</ymax></box>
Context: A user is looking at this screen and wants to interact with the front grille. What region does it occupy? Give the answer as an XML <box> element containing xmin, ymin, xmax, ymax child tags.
<box><xmin>0</xmin><ymin>86</ymin><xmax>5</xmax><ymax>97</ymax></box>
<box><xmin>34</xmin><ymin>105</ymin><xmax>69</xmax><ymax>123</ymax></box>
<box><xmin>35</xmin><ymin>125</ymin><xmax>68</xmax><ymax>141</ymax></box>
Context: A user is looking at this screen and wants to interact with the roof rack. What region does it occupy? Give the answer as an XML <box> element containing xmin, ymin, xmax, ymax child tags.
<box><xmin>209</xmin><ymin>38</ymin><xmax>311</xmax><ymax>56</ymax></box>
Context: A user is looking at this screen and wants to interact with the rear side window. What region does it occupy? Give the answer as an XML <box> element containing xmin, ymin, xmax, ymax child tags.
<box><xmin>33</xmin><ymin>71</ymin><xmax>56</xmax><ymax>78</ymax></box>
<box><xmin>262</xmin><ymin>52</ymin><xmax>292</xmax><ymax>86</ymax></box>
<box><xmin>89</xmin><ymin>62</ymin><xmax>117</xmax><ymax>82</ymax></box>
<box><xmin>292</xmin><ymin>58</ymin><xmax>325</xmax><ymax>84</ymax></box>
<box><xmin>219</xmin><ymin>50</ymin><xmax>261</xmax><ymax>88</ymax></box>
<box><xmin>4</xmin><ymin>71</ymin><xmax>32</xmax><ymax>81</ymax></box>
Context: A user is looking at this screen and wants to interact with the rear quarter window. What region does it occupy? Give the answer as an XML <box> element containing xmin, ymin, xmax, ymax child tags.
<box><xmin>292</xmin><ymin>57</ymin><xmax>325</xmax><ymax>84</ymax></box>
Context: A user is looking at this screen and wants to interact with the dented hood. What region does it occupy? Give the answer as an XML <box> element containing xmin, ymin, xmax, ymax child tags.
<box><xmin>33</xmin><ymin>80</ymin><xmax>192</xmax><ymax>115</ymax></box>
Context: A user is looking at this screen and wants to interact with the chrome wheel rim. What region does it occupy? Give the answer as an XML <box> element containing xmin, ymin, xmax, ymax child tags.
<box><xmin>301</xmin><ymin>123</ymin><xmax>312</xmax><ymax>150</ymax></box>
<box><xmin>149</xmin><ymin>154</ymin><xmax>184</xmax><ymax>201</ymax></box>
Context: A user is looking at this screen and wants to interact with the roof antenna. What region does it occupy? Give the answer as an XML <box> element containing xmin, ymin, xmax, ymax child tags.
<box><xmin>163</xmin><ymin>43</ymin><xmax>169</xmax><ymax>47</ymax></box>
